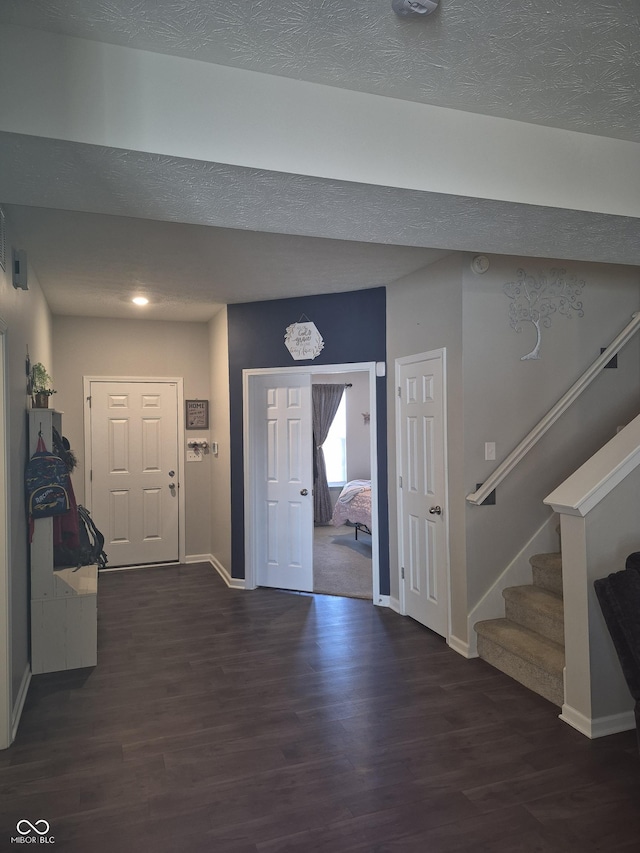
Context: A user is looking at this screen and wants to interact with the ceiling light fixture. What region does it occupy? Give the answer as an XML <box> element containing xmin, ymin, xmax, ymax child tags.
<box><xmin>132</xmin><ymin>296</ymin><xmax>149</xmax><ymax>306</ymax></box>
<box><xmin>391</xmin><ymin>0</ymin><xmax>439</xmax><ymax>17</ymax></box>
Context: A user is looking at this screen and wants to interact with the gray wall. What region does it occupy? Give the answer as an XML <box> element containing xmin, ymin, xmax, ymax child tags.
<box><xmin>52</xmin><ymin>316</ymin><xmax>213</xmax><ymax>558</ymax></box>
<box><xmin>0</xmin><ymin>212</ymin><xmax>53</xmax><ymax>723</ymax></box>
<box><xmin>387</xmin><ymin>251</ymin><xmax>640</xmax><ymax>648</ymax></box>
<box><xmin>387</xmin><ymin>253</ymin><xmax>466</xmax><ymax>638</ymax></box>
<box><xmin>208</xmin><ymin>308</ymin><xmax>232</xmax><ymax>573</ymax></box>
<box><xmin>462</xmin><ymin>256</ymin><xmax>640</xmax><ymax>610</ymax></box>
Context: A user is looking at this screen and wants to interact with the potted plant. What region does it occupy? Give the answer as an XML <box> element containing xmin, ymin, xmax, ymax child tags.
<box><xmin>30</xmin><ymin>362</ymin><xmax>56</xmax><ymax>408</ymax></box>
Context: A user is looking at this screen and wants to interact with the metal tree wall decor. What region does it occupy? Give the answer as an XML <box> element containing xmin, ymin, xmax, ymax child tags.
<box><xmin>503</xmin><ymin>268</ymin><xmax>585</xmax><ymax>360</ymax></box>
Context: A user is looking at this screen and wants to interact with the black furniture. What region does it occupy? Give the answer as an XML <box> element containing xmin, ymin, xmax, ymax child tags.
<box><xmin>594</xmin><ymin>558</ymin><xmax>640</xmax><ymax>754</ymax></box>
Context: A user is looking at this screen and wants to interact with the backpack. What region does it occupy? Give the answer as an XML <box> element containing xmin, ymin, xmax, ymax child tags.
<box><xmin>54</xmin><ymin>505</ymin><xmax>108</xmax><ymax>570</ymax></box>
<box><xmin>25</xmin><ymin>433</ymin><xmax>71</xmax><ymax>522</ymax></box>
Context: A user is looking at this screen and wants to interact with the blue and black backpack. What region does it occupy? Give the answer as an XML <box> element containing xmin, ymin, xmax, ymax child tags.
<box><xmin>25</xmin><ymin>432</ymin><xmax>71</xmax><ymax>522</ymax></box>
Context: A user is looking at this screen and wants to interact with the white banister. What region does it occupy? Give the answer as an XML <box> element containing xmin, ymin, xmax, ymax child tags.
<box><xmin>466</xmin><ymin>312</ymin><xmax>640</xmax><ymax>506</ymax></box>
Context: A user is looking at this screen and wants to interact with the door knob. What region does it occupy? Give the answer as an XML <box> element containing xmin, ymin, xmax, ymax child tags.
<box><xmin>429</xmin><ymin>505</ymin><xmax>442</xmax><ymax>515</ymax></box>
<box><xmin>300</xmin><ymin>488</ymin><xmax>308</xmax><ymax>496</ymax></box>
<box><xmin>169</xmin><ymin>470</ymin><xmax>175</xmax><ymax>477</ymax></box>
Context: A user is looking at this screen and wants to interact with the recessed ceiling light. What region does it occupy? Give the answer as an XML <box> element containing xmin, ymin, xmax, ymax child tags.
<box><xmin>132</xmin><ymin>296</ymin><xmax>149</xmax><ymax>306</ymax></box>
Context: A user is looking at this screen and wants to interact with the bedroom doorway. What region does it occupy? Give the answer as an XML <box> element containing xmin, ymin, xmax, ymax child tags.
<box><xmin>243</xmin><ymin>362</ymin><xmax>380</xmax><ymax>602</ymax></box>
<box><xmin>312</xmin><ymin>370</ymin><xmax>373</xmax><ymax>601</ymax></box>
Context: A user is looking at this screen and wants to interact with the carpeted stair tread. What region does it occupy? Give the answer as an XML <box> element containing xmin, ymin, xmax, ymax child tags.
<box><xmin>530</xmin><ymin>551</ymin><xmax>563</xmax><ymax>596</ymax></box>
<box><xmin>475</xmin><ymin>618</ymin><xmax>564</xmax><ymax>706</ymax></box>
<box><xmin>475</xmin><ymin>618</ymin><xmax>564</xmax><ymax>673</ymax></box>
<box><xmin>503</xmin><ymin>585</ymin><xmax>564</xmax><ymax>644</ymax></box>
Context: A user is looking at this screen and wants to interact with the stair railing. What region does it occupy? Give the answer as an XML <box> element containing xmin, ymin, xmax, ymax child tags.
<box><xmin>466</xmin><ymin>312</ymin><xmax>640</xmax><ymax>506</ymax></box>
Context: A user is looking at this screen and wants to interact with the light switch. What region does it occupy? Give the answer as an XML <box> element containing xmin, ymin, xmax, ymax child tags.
<box><xmin>484</xmin><ymin>442</ymin><xmax>496</xmax><ymax>461</ymax></box>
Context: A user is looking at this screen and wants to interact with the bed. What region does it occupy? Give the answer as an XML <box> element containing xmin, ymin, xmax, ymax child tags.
<box><xmin>331</xmin><ymin>479</ymin><xmax>372</xmax><ymax>538</ymax></box>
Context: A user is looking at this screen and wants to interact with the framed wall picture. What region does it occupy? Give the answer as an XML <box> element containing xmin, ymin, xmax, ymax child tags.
<box><xmin>185</xmin><ymin>399</ymin><xmax>209</xmax><ymax>430</ymax></box>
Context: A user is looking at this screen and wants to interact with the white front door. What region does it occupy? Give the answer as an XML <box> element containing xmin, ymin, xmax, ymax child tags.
<box><xmin>89</xmin><ymin>381</ymin><xmax>180</xmax><ymax>567</ymax></box>
<box><xmin>397</xmin><ymin>350</ymin><xmax>449</xmax><ymax>638</ymax></box>
<box><xmin>251</xmin><ymin>373</ymin><xmax>314</xmax><ymax>592</ymax></box>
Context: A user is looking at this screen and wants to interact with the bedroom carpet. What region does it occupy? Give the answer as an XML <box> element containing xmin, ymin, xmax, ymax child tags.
<box><xmin>313</xmin><ymin>523</ymin><xmax>373</xmax><ymax>600</ymax></box>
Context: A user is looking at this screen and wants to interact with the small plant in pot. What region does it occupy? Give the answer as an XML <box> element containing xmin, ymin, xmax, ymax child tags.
<box><xmin>30</xmin><ymin>362</ymin><xmax>56</xmax><ymax>408</ymax></box>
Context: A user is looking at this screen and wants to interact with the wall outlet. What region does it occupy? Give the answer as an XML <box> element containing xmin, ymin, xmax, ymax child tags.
<box><xmin>186</xmin><ymin>450</ymin><xmax>201</xmax><ymax>462</ymax></box>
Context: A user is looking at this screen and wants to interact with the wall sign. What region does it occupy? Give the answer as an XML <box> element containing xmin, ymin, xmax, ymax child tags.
<box><xmin>185</xmin><ymin>399</ymin><xmax>209</xmax><ymax>429</ymax></box>
<box><xmin>284</xmin><ymin>320</ymin><xmax>324</xmax><ymax>361</ymax></box>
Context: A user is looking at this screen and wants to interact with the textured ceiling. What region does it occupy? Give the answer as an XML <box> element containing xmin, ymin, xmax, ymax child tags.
<box><xmin>1</xmin><ymin>0</ymin><xmax>639</xmax><ymax>142</ymax></box>
<box><xmin>3</xmin><ymin>134</ymin><xmax>640</xmax><ymax>267</ymax></box>
<box><xmin>4</xmin><ymin>203</ymin><xmax>449</xmax><ymax>321</ymax></box>
<box><xmin>0</xmin><ymin>1</ymin><xmax>638</xmax><ymax>320</ymax></box>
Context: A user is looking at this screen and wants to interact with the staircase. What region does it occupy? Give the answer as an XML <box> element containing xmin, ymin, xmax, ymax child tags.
<box><xmin>475</xmin><ymin>552</ymin><xmax>565</xmax><ymax>706</ymax></box>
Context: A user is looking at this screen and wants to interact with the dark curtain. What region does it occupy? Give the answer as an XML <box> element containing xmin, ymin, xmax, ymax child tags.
<box><xmin>312</xmin><ymin>383</ymin><xmax>345</xmax><ymax>524</ymax></box>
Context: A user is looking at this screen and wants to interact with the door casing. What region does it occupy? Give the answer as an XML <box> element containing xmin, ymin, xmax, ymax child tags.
<box><xmin>244</xmin><ymin>362</ymin><xmax>380</xmax><ymax>603</ymax></box>
<box><xmin>395</xmin><ymin>349</ymin><xmax>451</xmax><ymax>638</ymax></box>
<box><xmin>83</xmin><ymin>376</ymin><xmax>186</xmax><ymax>566</ymax></box>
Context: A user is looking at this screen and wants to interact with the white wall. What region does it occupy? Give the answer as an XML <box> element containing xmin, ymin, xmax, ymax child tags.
<box><xmin>0</xmin><ymin>211</ymin><xmax>53</xmax><ymax>740</ymax></box>
<box><xmin>52</xmin><ymin>316</ymin><xmax>212</xmax><ymax>558</ymax></box>
<box><xmin>208</xmin><ymin>308</ymin><xmax>232</xmax><ymax>574</ymax></box>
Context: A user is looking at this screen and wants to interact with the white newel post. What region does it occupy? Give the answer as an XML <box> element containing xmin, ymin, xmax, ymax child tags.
<box><xmin>545</xmin><ymin>415</ymin><xmax>640</xmax><ymax>738</ymax></box>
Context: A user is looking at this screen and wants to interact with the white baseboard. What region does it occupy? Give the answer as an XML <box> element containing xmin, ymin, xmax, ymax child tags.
<box><xmin>185</xmin><ymin>554</ymin><xmax>213</xmax><ymax>565</ymax></box>
<box><xmin>448</xmin><ymin>634</ymin><xmax>474</xmax><ymax>658</ymax></box>
<box><xmin>376</xmin><ymin>595</ymin><xmax>390</xmax><ymax>608</ymax></box>
<box><xmin>466</xmin><ymin>513</ymin><xmax>559</xmax><ymax>657</ymax></box>
<box><xmin>389</xmin><ymin>596</ymin><xmax>401</xmax><ymax>614</ymax></box>
<box><xmin>11</xmin><ymin>665</ymin><xmax>31</xmax><ymax>744</ymax></box>
<box><xmin>560</xmin><ymin>703</ymin><xmax>636</xmax><ymax>739</ymax></box>
<box><xmin>197</xmin><ymin>555</ymin><xmax>245</xmax><ymax>590</ymax></box>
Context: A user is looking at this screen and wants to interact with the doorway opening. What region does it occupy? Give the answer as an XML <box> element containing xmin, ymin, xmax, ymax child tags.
<box><xmin>243</xmin><ymin>362</ymin><xmax>380</xmax><ymax>603</ymax></box>
<box><xmin>312</xmin><ymin>370</ymin><xmax>373</xmax><ymax>601</ymax></box>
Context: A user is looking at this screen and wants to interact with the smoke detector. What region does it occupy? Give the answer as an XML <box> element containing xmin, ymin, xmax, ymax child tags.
<box><xmin>392</xmin><ymin>0</ymin><xmax>439</xmax><ymax>16</ymax></box>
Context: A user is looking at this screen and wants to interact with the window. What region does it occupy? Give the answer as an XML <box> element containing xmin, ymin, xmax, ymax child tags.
<box><xmin>323</xmin><ymin>395</ymin><xmax>347</xmax><ymax>486</ymax></box>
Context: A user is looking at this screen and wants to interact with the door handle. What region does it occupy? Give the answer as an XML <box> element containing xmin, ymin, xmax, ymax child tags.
<box><xmin>429</xmin><ymin>505</ymin><xmax>442</xmax><ymax>515</ymax></box>
<box><xmin>300</xmin><ymin>488</ymin><xmax>308</xmax><ymax>496</ymax></box>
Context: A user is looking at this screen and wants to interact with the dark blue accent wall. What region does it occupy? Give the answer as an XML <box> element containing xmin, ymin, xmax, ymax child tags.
<box><xmin>228</xmin><ymin>287</ymin><xmax>389</xmax><ymax>596</ymax></box>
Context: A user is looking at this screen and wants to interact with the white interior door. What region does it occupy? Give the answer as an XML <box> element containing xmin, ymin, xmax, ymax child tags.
<box><xmin>252</xmin><ymin>373</ymin><xmax>314</xmax><ymax>592</ymax></box>
<box><xmin>89</xmin><ymin>380</ymin><xmax>180</xmax><ymax>567</ymax></box>
<box><xmin>397</xmin><ymin>350</ymin><xmax>449</xmax><ymax>638</ymax></box>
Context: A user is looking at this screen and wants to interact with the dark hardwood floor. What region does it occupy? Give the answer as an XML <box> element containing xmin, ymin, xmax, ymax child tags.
<box><xmin>1</xmin><ymin>563</ymin><xmax>639</xmax><ymax>852</ymax></box>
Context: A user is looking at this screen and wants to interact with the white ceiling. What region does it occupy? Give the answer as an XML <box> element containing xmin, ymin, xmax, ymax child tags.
<box><xmin>0</xmin><ymin>0</ymin><xmax>639</xmax><ymax>320</ymax></box>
